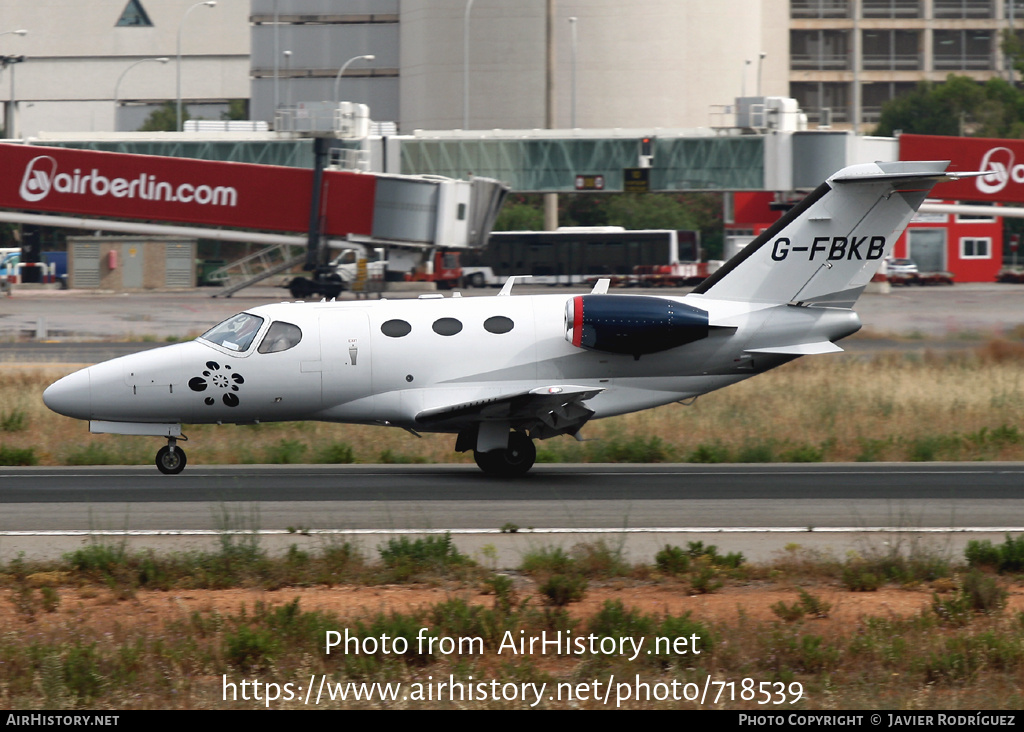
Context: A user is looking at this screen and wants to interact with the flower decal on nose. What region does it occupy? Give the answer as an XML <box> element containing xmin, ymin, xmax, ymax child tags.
<box><xmin>188</xmin><ymin>360</ymin><xmax>245</xmax><ymax>407</ymax></box>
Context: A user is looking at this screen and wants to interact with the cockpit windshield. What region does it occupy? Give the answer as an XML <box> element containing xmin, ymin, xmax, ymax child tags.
<box><xmin>200</xmin><ymin>313</ymin><xmax>265</xmax><ymax>352</ymax></box>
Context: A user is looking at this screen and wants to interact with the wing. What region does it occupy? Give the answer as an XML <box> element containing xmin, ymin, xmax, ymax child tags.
<box><xmin>415</xmin><ymin>384</ymin><xmax>604</xmax><ymax>441</ymax></box>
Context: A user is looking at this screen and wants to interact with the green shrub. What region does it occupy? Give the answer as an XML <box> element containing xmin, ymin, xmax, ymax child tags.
<box><xmin>689</xmin><ymin>559</ymin><xmax>722</xmax><ymax>594</ymax></box>
<box><xmin>1</xmin><ymin>409</ymin><xmax>27</xmax><ymax>432</ymax></box>
<box><xmin>655</xmin><ymin>545</ymin><xmax>690</xmax><ymax>576</ymax></box>
<box><xmin>587</xmin><ymin>599</ymin><xmax>655</xmax><ymax>638</ymax></box>
<box><xmin>589</xmin><ymin>436</ymin><xmax>671</xmax><ymax>463</ymax></box>
<box><xmin>314</xmin><ymin>442</ymin><xmax>356</xmax><ymax>464</ymax></box>
<box><xmin>225</xmin><ymin>624</ymin><xmax>278</xmax><ymax>672</ymax></box>
<box><xmin>538</xmin><ymin>573</ymin><xmax>587</xmax><ymax>606</ymax></box>
<box><xmin>0</xmin><ymin>445</ymin><xmax>37</xmax><ymax>466</ymax></box>
<box><xmin>520</xmin><ymin>546</ymin><xmax>575</xmax><ymax>576</ymax></box>
<box><xmin>841</xmin><ymin>563</ymin><xmax>881</xmax><ymax>592</ymax></box>
<box><xmin>64</xmin><ymin>444</ymin><xmax>120</xmax><ymax>466</ymax></box>
<box><xmin>264</xmin><ymin>439</ymin><xmax>308</xmax><ymax>464</ymax></box>
<box><xmin>686</xmin><ymin>442</ymin><xmax>731</xmax><ymax>463</ymax></box>
<box><xmin>378</xmin><ymin>533</ymin><xmax>471</xmax><ymax>578</ymax></box>
<box><xmin>965</xmin><ymin>535</ymin><xmax>1024</xmax><ymax>573</ymax></box>
<box><xmin>932</xmin><ymin>571</ymin><xmax>1007</xmax><ymax>626</ymax></box>
<box><xmin>571</xmin><ymin>540</ymin><xmax>630</xmax><ymax>577</ymax></box>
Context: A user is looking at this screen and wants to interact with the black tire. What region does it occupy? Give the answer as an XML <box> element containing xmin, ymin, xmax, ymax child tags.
<box><xmin>288</xmin><ymin>277</ymin><xmax>312</xmax><ymax>299</ymax></box>
<box><xmin>473</xmin><ymin>431</ymin><xmax>536</xmax><ymax>477</ymax></box>
<box><xmin>470</xmin><ymin>272</ymin><xmax>485</xmax><ymax>288</ymax></box>
<box><xmin>322</xmin><ymin>274</ymin><xmax>345</xmax><ymax>300</ymax></box>
<box><xmin>156</xmin><ymin>445</ymin><xmax>187</xmax><ymax>475</ymax></box>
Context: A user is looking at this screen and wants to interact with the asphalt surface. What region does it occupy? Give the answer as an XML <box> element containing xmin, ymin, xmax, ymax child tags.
<box><xmin>1</xmin><ymin>463</ymin><xmax>1021</xmax><ymax>564</ymax></box>
<box><xmin>3</xmin><ymin>463</ymin><xmax>1023</xmax><ymax>506</ymax></box>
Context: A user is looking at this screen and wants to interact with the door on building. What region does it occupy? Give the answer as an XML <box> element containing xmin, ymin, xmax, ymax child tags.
<box><xmin>122</xmin><ymin>243</ymin><xmax>144</xmax><ymax>288</ymax></box>
<box><xmin>907</xmin><ymin>229</ymin><xmax>947</xmax><ymax>273</ymax></box>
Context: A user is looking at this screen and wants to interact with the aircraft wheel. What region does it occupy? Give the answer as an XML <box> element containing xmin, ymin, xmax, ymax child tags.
<box><xmin>473</xmin><ymin>432</ymin><xmax>536</xmax><ymax>477</ymax></box>
<box><xmin>322</xmin><ymin>274</ymin><xmax>344</xmax><ymax>299</ymax></box>
<box><xmin>156</xmin><ymin>445</ymin><xmax>187</xmax><ymax>475</ymax></box>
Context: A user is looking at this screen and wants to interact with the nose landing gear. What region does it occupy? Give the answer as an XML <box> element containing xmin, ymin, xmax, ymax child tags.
<box><xmin>156</xmin><ymin>437</ymin><xmax>188</xmax><ymax>475</ymax></box>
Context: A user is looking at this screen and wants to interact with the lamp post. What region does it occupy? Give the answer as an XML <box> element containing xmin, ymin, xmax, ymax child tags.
<box><xmin>114</xmin><ymin>57</ymin><xmax>169</xmax><ymax>131</ymax></box>
<box><xmin>333</xmin><ymin>54</ymin><xmax>375</xmax><ymax>104</ymax></box>
<box><xmin>0</xmin><ymin>30</ymin><xmax>26</xmax><ymax>140</ymax></box>
<box><xmin>757</xmin><ymin>51</ymin><xmax>766</xmax><ymax>97</ymax></box>
<box><xmin>463</xmin><ymin>0</ymin><xmax>475</xmax><ymax>129</ymax></box>
<box><xmin>176</xmin><ymin>1</ymin><xmax>216</xmax><ymax>132</ymax></box>
<box><xmin>283</xmin><ymin>50</ymin><xmax>292</xmax><ymax>109</ymax></box>
<box><xmin>569</xmin><ymin>16</ymin><xmax>577</xmax><ymax>128</ymax></box>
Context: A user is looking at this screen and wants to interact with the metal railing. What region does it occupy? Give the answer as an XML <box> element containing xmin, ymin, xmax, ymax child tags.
<box><xmin>207</xmin><ymin>244</ymin><xmax>306</xmax><ymax>297</ymax></box>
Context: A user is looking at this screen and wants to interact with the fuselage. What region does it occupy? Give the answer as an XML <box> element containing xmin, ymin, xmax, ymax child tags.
<box><xmin>43</xmin><ymin>291</ymin><xmax>861</xmax><ymax>434</ymax></box>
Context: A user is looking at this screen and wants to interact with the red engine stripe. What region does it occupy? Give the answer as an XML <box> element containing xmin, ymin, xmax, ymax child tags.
<box><xmin>571</xmin><ymin>295</ymin><xmax>583</xmax><ymax>348</ymax></box>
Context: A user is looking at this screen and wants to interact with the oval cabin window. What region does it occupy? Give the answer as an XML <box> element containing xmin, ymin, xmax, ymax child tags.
<box><xmin>484</xmin><ymin>316</ymin><xmax>514</xmax><ymax>334</ymax></box>
<box><xmin>381</xmin><ymin>319</ymin><xmax>412</xmax><ymax>338</ymax></box>
<box><xmin>432</xmin><ymin>318</ymin><xmax>463</xmax><ymax>336</ymax></box>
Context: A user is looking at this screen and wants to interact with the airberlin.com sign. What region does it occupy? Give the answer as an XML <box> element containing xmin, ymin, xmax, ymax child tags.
<box><xmin>0</xmin><ymin>143</ymin><xmax>375</xmax><ymax>236</ymax></box>
<box><xmin>899</xmin><ymin>134</ymin><xmax>1024</xmax><ymax>203</ymax></box>
<box><xmin>20</xmin><ymin>154</ymin><xmax>240</xmax><ymax>208</ymax></box>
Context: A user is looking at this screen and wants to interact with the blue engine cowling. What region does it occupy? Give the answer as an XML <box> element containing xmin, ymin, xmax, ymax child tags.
<box><xmin>564</xmin><ymin>294</ymin><xmax>710</xmax><ymax>358</ymax></box>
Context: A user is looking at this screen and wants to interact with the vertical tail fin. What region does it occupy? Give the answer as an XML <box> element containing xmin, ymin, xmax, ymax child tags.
<box><xmin>692</xmin><ymin>161</ymin><xmax>951</xmax><ymax>307</ymax></box>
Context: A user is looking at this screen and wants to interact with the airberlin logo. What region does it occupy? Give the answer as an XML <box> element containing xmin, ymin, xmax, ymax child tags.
<box><xmin>976</xmin><ymin>146</ymin><xmax>1019</xmax><ymax>195</ymax></box>
<box><xmin>18</xmin><ymin>155</ymin><xmax>238</xmax><ymax>207</ymax></box>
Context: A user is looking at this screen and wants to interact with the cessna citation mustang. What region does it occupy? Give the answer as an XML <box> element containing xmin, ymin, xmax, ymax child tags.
<box><xmin>44</xmin><ymin>161</ymin><xmax>958</xmax><ymax>476</ymax></box>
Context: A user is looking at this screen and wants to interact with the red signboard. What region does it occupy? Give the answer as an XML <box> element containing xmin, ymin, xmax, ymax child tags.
<box><xmin>0</xmin><ymin>143</ymin><xmax>375</xmax><ymax>237</ymax></box>
<box><xmin>899</xmin><ymin>133</ymin><xmax>1024</xmax><ymax>203</ymax></box>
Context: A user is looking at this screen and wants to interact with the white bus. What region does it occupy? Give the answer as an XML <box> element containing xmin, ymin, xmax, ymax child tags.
<box><xmin>461</xmin><ymin>227</ymin><xmax>704</xmax><ymax>286</ymax></box>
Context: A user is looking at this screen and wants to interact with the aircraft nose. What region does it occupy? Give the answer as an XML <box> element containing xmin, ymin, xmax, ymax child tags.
<box><xmin>43</xmin><ymin>368</ymin><xmax>92</xmax><ymax>420</ymax></box>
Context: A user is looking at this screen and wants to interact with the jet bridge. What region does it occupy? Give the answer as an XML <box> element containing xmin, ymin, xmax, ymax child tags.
<box><xmin>0</xmin><ymin>142</ymin><xmax>507</xmax><ymax>295</ymax></box>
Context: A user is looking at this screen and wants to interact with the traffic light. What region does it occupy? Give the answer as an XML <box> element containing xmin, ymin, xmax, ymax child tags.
<box><xmin>639</xmin><ymin>137</ymin><xmax>654</xmax><ymax>168</ymax></box>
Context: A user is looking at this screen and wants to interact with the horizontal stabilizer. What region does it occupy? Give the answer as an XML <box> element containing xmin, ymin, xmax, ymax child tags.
<box><xmin>830</xmin><ymin>169</ymin><xmax>982</xmax><ymax>185</ymax></box>
<box><xmin>745</xmin><ymin>342</ymin><xmax>843</xmax><ymax>356</ymax></box>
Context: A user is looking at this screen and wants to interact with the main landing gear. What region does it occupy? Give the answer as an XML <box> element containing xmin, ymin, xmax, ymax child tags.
<box><xmin>156</xmin><ymin>437</ymin><xmax>187</xmax><ymax>475</ymax></box>
<box><xmin>472</xmin><ymin>431</ymin><xmax>536</xmax><ymax>477</ymax></box>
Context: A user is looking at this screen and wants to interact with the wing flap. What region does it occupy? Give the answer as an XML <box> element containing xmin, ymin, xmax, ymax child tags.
<box><xmin>415</xmin><ymin>384</ymin><xmax>604</xmax><ymax>440</ymax></box>
<box><xmin>745</xmin><ymin>341</ymin><xmax>843</xmax><ymax>356</ymax></box>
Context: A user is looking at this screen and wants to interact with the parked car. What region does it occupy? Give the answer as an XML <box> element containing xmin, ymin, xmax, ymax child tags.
<box><xmin>885</xmin><ymin>257</ymin><xmax>919</xmax><ymax>276</ymax></box>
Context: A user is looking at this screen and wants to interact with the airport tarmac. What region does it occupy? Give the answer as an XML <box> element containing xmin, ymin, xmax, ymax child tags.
<box><xmin>2</xmin><ymin>282</ymin><xmax>1024</xmax><ymax>344</ymax></box>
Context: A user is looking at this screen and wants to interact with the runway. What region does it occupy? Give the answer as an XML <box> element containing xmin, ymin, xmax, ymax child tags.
<box><xmin>1</xmin><ymin>463</ymin><xmax>1021</xmax><ymax>564</ymax></box>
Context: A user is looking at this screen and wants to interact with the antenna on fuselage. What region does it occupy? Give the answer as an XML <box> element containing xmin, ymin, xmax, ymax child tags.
<box><xmin>497</xmin><ymin>275</ymin><xmax>532</xmax><ymax>297</ymax></box>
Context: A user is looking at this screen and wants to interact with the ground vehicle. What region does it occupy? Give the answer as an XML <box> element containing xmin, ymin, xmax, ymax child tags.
<box><xmin>286</xmin><ymin>249</ymin><xmax>464</xmax><ymax>298</ymax></box>
<box><xmin>43</xmin><ymin>161</ymin><xmax>954</xmax><ymax>476</ymax></box>
<box><xmin>460</xmin><ymin>228</ymin><xmax>702</xmax><ymax>286</ymax></box>
<box><xmin>885</xmin><ymin>258</ymin><xmax>919</xmax><ymax>276</ymax></box>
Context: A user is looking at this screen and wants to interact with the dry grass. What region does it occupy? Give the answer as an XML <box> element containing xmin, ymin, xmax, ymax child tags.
<box><xmin>5</xmin><ymin>344</ymin><xmax>1024</xmax><ymax>466</ymax></box>
<box><xmin>2</xmin><ymin>539</ymin><xmax>1024</xmax><ymax>709</ymax></box>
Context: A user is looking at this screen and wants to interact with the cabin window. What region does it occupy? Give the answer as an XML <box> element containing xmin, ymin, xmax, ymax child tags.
<box><xmin>484</xmin><ymin>316</ymin><xmax>514</xmax><ymax>334</ymax></box>
<box><xmin>200</xmin><ymin>313</ymin><xmax>265</xmax><ymax>352</ymax></box>
<box><xmin>381</xmin><ymin>319</ymin><xmax>412</xmax><ymax>337</ymax></box>
<box><xmin>432</xmin><ymin>317</ymin><xmax>463</xmax><ymax>336</ymax></box>
<box><xmin>258</xmin><ymin>321</ymin><xmax>303</xmax><ymax>354</ymax></box>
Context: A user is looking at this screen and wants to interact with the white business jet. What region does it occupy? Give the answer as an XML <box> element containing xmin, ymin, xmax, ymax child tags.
<box><xmin>44</xmin><ymin>161</ymin><xmax>956</xmax><ymax>476</ymax></box>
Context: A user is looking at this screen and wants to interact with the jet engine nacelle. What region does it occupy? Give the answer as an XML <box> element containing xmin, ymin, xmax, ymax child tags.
<box><xmin>564</xmin><ymin>294</ymin><xmax>710</xmax><ymax>357</ymax></box>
